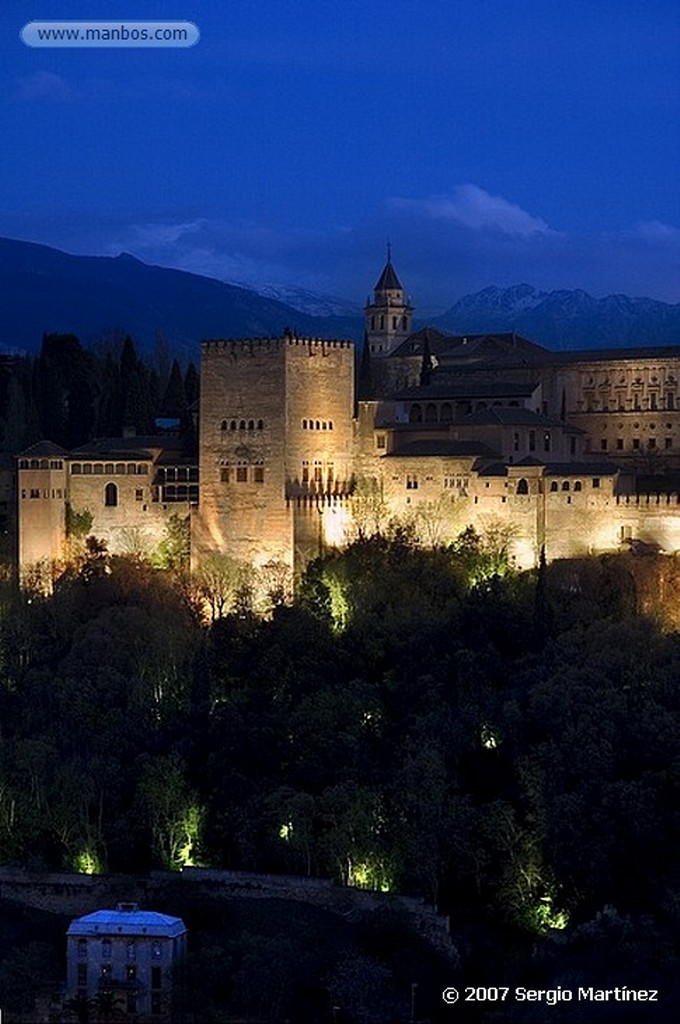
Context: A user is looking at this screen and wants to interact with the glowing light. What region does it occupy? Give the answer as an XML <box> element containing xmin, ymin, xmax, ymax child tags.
<box><xmin>279</xmin><ymin>821</ymin><xmax>293</xmax><ymax>841</ymax></box>
<box><xmin>174</xmin><ymin>804</ymin><xmax>203</xmax><ymax>868</ymax></box>
<box><xmin>480</xmin><ymin>724</ymin><xmax>500</xmax><ymax>749</ymax></box>
<box><xmin>348</xmin><ymin>858</ymin><xmax>392</xmax><ymax>892</ymax></box>
<box><xmin>531</xmin><ymin>893</ymin><xmax>569</xmax><ymax>933</ymax></box>
<box><xmin>323</xmin><ymin>506</ymin><xmax>351</xmax><ymax>548</ymax></box>
<box><xmin>75</xmin><ymin>849</ymin><xmax>101</xmax><ymax>875</ymax></box>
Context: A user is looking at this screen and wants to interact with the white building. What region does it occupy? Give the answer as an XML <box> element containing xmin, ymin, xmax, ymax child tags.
<box><xmin>66</xmin><ymin>902</ymin><xmax>187</xmax><ymax>1019</ymax></box>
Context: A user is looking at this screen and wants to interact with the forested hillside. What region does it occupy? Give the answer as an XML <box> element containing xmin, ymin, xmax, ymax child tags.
<box><xmin>1</xmin><ymin>537</ymin><xmax>680</xmax><ymax>1020</ymax></box>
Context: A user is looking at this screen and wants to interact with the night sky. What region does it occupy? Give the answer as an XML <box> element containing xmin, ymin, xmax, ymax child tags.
<box><xmin>1</xmin><ymin>0</ymin><xmax>678</xmax><ymax>307</ymax></box>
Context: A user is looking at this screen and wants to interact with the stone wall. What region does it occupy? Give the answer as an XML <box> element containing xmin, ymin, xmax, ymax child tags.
<box><xmin>0</xmin><ymin>865</ymin><xmax>455</xmax><ymax>957</ymax></box>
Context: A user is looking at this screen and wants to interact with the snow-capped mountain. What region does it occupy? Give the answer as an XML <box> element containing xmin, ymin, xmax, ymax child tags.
<box><xmin>245</xmin><ymin>283</ymin><xmax>362</xmax><ymax>319</ymax></box>
<box><xmin>434</xmin><ymin>285</ymin><xmax>680</xmax><ymax>349</ymax></box>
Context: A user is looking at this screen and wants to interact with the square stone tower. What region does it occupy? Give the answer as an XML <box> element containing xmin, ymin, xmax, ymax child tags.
<box><xmin>194</xmin><ymin>333</ymin><xmax>355</xmax><ymax>569</ymax></box>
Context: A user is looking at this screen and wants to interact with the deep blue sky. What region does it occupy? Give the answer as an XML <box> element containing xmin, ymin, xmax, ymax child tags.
<box><xmin>1</xmin><ymin>0</ymin><xmax>678</xmax><ymax>308</ymax></box>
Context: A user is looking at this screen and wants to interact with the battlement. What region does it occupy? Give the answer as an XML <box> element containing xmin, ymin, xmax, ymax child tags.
<box><xmin>617</xmin><ymin>493</ymin><xmax>680</xmax><ymax>506</ymax></box>
<box><xmin>202</xmin><ymin>335</ymin><xmax>354</xmax><ymax>353</ymax></box>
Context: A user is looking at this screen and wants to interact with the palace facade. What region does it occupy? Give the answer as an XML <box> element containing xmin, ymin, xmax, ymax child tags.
<box><xmin>13</xmin><ymin>258</ymin><xmax>680</xmax><ymax>578</ymax></box>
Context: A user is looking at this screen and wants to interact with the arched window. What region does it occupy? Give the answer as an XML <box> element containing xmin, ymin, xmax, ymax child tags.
<box><xmin>257</xmin><ymin>419</ymin><xmax>264</xmax><ymax>430</ymax></box>
<box><xmin>441</xmin><ymin>403</ymin><xmax>452</xmax><ymax>423</ymax></box>
<box><xmin>302</xmin><ymin>419</ymin><xmax>308</xmax><ymax>429</ymax></box>
<box><xmin>425</xmin><ymin>403</ymin><xmax>438</xmax><ymax>423</ymax></box>
<box><xmin>104</xmin><ymin>482</ymin><xmax>118</xmax><ymax>507</ymax></box>
<box><xmin>550</xmin><ymin>481</ymin><xmax>558</xmax><ymax>492</ymax></box>
<box><xmin>316</xmin><ymin>421</ymin><xmax>321</xmax><ymax>430</ymax></box>
<box><xmin>248</xmin><ymin>420</ymin><xmax>254</xmax><ymax>430</ymax></box>
<box><xmin>516</xmin><ymin>478</ymin><xmax>529</xmax><ymax>495</ymax></box>
<box><xmin>221</xmin><ymin>420</ymin><xmax>227</xmax><ymax>430</ymax></box>
<box><xmin>562</xmin><ymin>480</ymin><xmax>570</xmax><ymax>491</ymax></box>
<box><xmin>574</xmin><ymin>480</ymin><xmax>582</xmax><ymax>492</ymax></box>
<box><xmin>239</xmin><ymin>420</ymin><xmax>246</xmax><ymax>430</ymax></box>
<box><xmin>409</xmin><ymin>403</ymin><xmax>422</xmax><ymax>424</ymax></box>
<box><xmin>230</xmin><ymin>420</ymin><xmax>237</xmax><ymax>430</ymax></box>
<box><xmin>328</xmin><ymin>421</ymin><xmax>333</xmax><ymax>430</ymax></box>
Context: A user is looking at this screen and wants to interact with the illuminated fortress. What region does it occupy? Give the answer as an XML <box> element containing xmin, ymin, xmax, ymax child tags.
<box><xmin>14</xmin><ymin>258</ymin><xmax>680</xmax><ymax>577</ymax></box>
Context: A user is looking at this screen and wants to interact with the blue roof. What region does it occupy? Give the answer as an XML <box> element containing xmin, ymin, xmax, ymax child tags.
<box><xmin>67</xmin><ymin>907</ymin><xmax>186</xmax><ymax>938</ymax></box>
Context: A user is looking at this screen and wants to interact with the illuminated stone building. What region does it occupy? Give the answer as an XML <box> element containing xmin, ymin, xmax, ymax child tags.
<box><xmin>13</xmin><ymin>257</ymin><xmax>680</xmax><ymax>577</ymax></box>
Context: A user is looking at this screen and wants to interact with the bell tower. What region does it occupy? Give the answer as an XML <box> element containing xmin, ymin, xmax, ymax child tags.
<box><xmin>364</xmin><ymin>247</ymin><xmax>413</xmax><ymax>357</ymax></box>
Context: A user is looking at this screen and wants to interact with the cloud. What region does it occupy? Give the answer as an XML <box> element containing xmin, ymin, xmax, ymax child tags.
<box><xmin>15</xmin><ymin>71</ymin><xmax>75</xmax><ymax>101</ymax></box>
<box><xmin>390</xmin><ymin>185</ymin><xmax>554</xmax><ymax>238</ymax></box>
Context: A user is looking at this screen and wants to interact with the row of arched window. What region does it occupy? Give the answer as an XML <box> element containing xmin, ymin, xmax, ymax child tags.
<box><xmin>302</xmin><ymin>419</ymin><xmax>333</xmax><ymax>431</ymax></box>
<box><xmin>18</xmin><ymin>458</ymin><xmax>63</xmax><ymax>470</ymax></box>
<box><xmin>71</xmin><ymin>463</ymin><xmax>148</xmax><ymax>475</ymax></box>
<box><xmin>221</xmin><ymin>419</ymin><xmax>264</xmax><ymax>431</ymax></box>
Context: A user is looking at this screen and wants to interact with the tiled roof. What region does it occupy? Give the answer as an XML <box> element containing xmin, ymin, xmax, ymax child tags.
<box><xmin>460</xmin><ymin>407</ymin><xmax>571</xmax><ymax>428</ymax></box>
<box><xmin>386</xmin><ymin>439</ymin><xmax>500</xmax><ymax>458</ymax></box>
<box><xmin>391</xmin><ymin>381</ymin><xmax>538</xmax><ymax>400</ymax></box>
<box><xmin>17</xmin><ymin>440</ymin><xmax>68</xmax><ymax>458</ymax></box>
<box><xmin>374</xmin><ymin>259</ymin><xmax>403</xmax><ymax>292</ymax></box>
<box><xmin>68</xmin><ymin>908</ymin><xmax>186</xmax><ymax>937</ymax></box>
<box><xmin>544</xmin><ymin>461</ymin><xmax>620</xmax><ymax>476</ymax></box>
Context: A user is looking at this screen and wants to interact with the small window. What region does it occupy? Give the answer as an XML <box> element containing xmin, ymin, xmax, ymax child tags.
<box><xmin>230</xmin><ymin>420</ymin><xmax>237</xmax><ymax>430</ymax></box>
<box><xmin>616</xmin><ymin>438</ymin><xmax>624</xmax><ymax>450</ymax></box>
<box><xmin>632</xmin><ymin>438</ymin><xmax>640</xmax><ymax>449</ymax></box>
<box><xmin>83</xmin><ymin>464</ymin><xmax>92</xmax><ymax>475</ymax></box>
<box><xmin>220</xmin><ymin>467</ymin><xmax>230</xmax><ymax>483</ymax></box>
<box><xmin>77</xmin><ymin>963</ymin><xmax>87</xmax><ymax>984</ymax></box>
<box><xmin>562</xmin><ymin>480</ymin><xmax>570</xmax><ymax>491</ymax></box>
<box><xmin>550</xmin><ymin>481</ymin><xmax>558</xmax><ymax>492</ymax></box>
<box><xmin>529</xmin><ymin>431</ymin><xmax>536</xmax><ymax>452</ymax></box>
<box><xmin>127</xmin><ymin>464</ymin><xmax>136</xmax><ymax>475</ymax></box>
<box><xmin>600</xmin><ymin>439</ymin><xmax>608</xmax><ymax>450</ymax></box>
<box><xmin>516</xmin><ymin>478</ymin><xmax>529</xmax><ymax>495</ymax></box>
<box><xmin>94</xmin><ymin>464</ymin><xmax>103</xmax><ymax>475</ymax></box>
<box><xmin>152</xmin><ymin>942</ymin><xmax>162</xmax><ymax>961</ymax></box>
<box><xmin>248</xmin><ymin>420</ymin><xmax>254</xmax><ymax>430</ymax></box>
<box><xmin>592</xmin><ymin>478</ymin><xmax>601</xmax><ymax>489</ymax></box>
<box><xmin>254</xmin><ymin>466</ymin><xmax>264</xmax><ymax>483</ymax></box>
<box><xmin>328</xmin><ymin>421</ymin><xmax>333</xmax><ymax>430</ymax></box>
<box><xmin>665</xmin><ymin>437</ymin><xmax>673</xmax><ymax>449</ymax></box>
<box><xmin>543</xmin><ymin>432</ymin><xmax>551</xmax><ymax>452</ymax></box>
<box><xmin>102</xmin><ymin>938</ymin><xmax>112</xmax><ymax>958</ymax></box>
<box><xmin>376</xmin><ymin>434</ymin><xmax>386</xmax><ymax>449</ymax></box>
<box><xmin>71</xmin><ymin>463</ymin><xmax>82</xmax><ymax>474</ymax></box>
<box><xmin>258</xmin><ymin>419</ymin><xmax>264</xmax><ymax>429</ymax></box>
<box><xmin>239</xmin><ymin>420</ymin><xmax>246</xmax><ymax>430</ymax></box>
<box><xmin>221</xmin><ymin>420</ymin><xmax>227</xmax><ymax>430</ymax></box>
<box><xmin>137</xmin><ymin>464</ymin><xmax>148</xmax><ymax>475</ymax></box>
<box><xmin>236</xmin><ymin>466</ymin><xmax>248</xmax><ymax>483</ymax></box>
<box><xmin>406</xmin><ymin>474</ymin><xmax>418</xmax><ymax>490</ymax></box>
<box><xmin>115</xmin><ymin>463</ymin><xmax>125</xmax><ymax>474</ymax></box>
<box><xmin>574</xmin><ymin>481</ymin><xmax>582</xmax><ymax>491</ymax></box>
<box><xmin>104</xmin><ymin>482</ymin><xmax>118</xmax><ymax>507</ymax></box>
<box><xmin>648</xmin><ymin>437</ymin><xmax>656</xmax><ymax>448</ymax></box>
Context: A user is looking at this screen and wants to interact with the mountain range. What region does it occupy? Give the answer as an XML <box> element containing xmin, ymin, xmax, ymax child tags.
<box><xmin>1</xmin><ymin>238</ymin><xmax>678</xmax><ymax>357</ymax></box>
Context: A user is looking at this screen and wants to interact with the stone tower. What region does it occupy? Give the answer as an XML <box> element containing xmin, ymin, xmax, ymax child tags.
<box><xmin>364</xmin><ymin>249</ymin><xmax>413</xmax><ymax>356</ymax></box>
<box><xmin>194</xmin><ymin>333</ymin><xmax>355</xmax><ymax>570</ymax></box>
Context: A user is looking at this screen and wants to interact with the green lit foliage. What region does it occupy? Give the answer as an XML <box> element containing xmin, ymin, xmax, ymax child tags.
<box><xmin>136</xmin><ymin>753</ymin><xmax>204</xmax><ymax>869</ymax></box>
<box><xmin>65</xmin><ymin>504</ymin><xmax>94</xmax><ymax>540</ymax></box>
<box><xmin>153</xmin><ymin>512</ymin><xmax>190</xmax><ymax>574</ymax></box>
